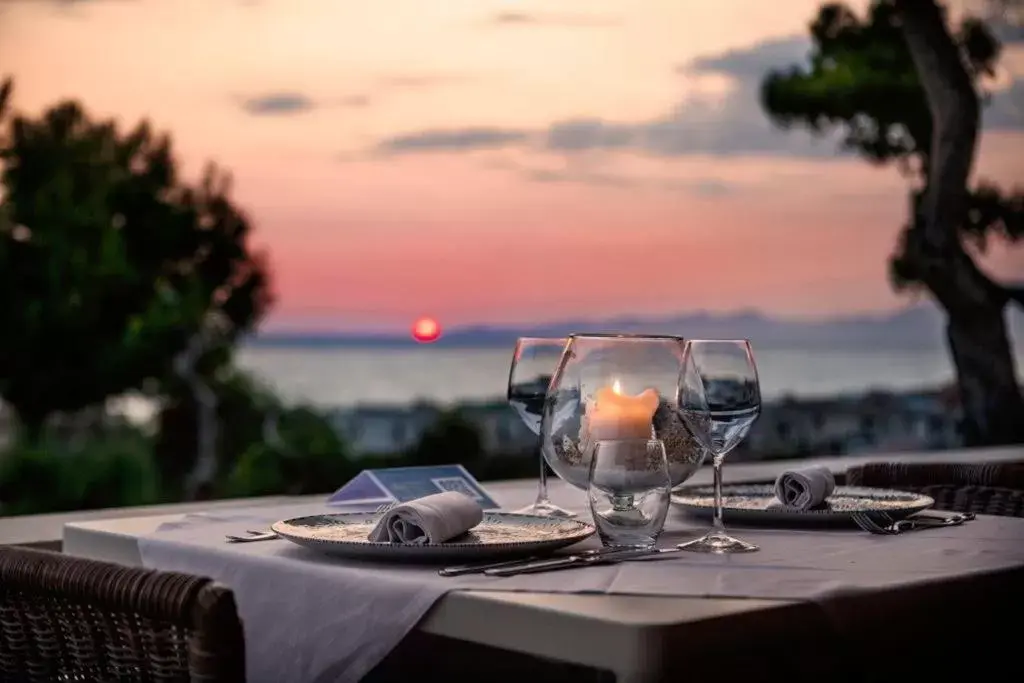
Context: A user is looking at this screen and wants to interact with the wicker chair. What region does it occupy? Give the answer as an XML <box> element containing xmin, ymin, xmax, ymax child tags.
<box><xmin>0</xmin><ymin>546</ymin><xmax>245</xmax><ymax>683</ymax></box>
<box><xmin>845</xmin><ymin>460</ymin><xmax>1024</xmax><ymax>518</ymax></box>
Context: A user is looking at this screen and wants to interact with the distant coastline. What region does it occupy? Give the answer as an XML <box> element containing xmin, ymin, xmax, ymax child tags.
<box><xmin>248</xmin><ymin>305</ymin><xmax>1024</xmax><ymax>352</ymax></box>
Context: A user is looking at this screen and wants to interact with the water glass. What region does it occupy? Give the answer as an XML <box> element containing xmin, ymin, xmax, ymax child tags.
<box><xmin>587</xmin><ymin>439</ymin><xmax>671</xmax><ymax>548</ymax></box>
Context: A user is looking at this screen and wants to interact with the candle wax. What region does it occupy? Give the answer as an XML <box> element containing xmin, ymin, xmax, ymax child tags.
<box><xmin>585</xmin><ymin>384</ymin><xmax>659</xmax><ymax>441</ymax></box>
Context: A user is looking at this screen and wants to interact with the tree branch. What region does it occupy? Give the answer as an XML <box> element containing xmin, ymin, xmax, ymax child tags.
<box><xmin>0</xmin><ymin>78</ymin><xmax>11</xmax><ymax>120</ymax></box>
<box><xmin>894</xmin><ymin>0</ymin><xmax>980</xmax><ymax>255</ymax></box>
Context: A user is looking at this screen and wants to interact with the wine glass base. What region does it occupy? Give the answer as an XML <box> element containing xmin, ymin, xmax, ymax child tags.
<box><xmin>512</xmin><ymin>500</ymin><xmax>577</xmax><ymax>518</ymax></box>
<box><xmin>677</xmin><ymin>531</ymin><xmax>758</xmax><ymax>554</ymax></box>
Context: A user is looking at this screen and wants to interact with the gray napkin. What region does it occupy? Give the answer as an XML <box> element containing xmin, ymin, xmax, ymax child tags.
<box><xmin>774</xmin><ymin>466</ymin><xmax>836</xmax><ymax>510</ymax></box>
<box><xmin>367</xmin><ymin>492</ymin><xmax>484</xmax><ymax>545</ymax></box>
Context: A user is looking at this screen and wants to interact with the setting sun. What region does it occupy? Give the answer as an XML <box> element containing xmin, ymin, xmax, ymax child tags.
<box><xmin>411</xmin><ymin>317</ymin><xmax>442</xmax><ymax>343</ymax></box>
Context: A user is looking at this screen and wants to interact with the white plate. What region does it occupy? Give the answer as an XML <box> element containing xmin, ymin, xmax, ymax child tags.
<box><xmin>671</xmin><ymin>484</ymin><xmax>934</xmax><ymax>527</ymax></box>
<box><xmin>270</xmin><ymin>511</ymin><xmax>596</xmax><ymax>562</ymax></box>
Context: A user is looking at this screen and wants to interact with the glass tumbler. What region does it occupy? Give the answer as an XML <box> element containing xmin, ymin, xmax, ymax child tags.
<box><xmin>587</xmin><ymin>439</ymin><xmax>671</xmax><ymax>548</ymax></box>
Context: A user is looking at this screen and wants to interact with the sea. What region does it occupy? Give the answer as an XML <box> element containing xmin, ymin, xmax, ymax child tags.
<box><xmin>231</xmin><ymin>345</ymin><xmax>1024</xmax><ymax>409</ymax></box>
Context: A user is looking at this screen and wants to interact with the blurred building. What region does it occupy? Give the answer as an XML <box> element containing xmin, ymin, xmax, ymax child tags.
<box><xmin>742</xmin><ymin>390</ymin><xmax>962</xmax><ymax>460</ymax></box>
<box><xmin>325</xmin><ymin>388</ymin><xmax>966</xmax><ymax>462</ymax></box>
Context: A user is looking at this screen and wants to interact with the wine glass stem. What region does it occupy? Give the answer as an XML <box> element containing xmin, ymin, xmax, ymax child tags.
<box><xmin>712</xmin><ymin>454</ymin><xmax>725</xmax><ymax>532</ymax></box>
<box><xmin>535</xmin><ymin>439</ymin><xmax>550</xmax><ymax>504</ymax></box>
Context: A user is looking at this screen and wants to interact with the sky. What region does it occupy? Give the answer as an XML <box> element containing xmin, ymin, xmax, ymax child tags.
<box><xmin>1</xmin><ymin>0</ymin><xmax>1022</xmax><ymax>332</ymax></box>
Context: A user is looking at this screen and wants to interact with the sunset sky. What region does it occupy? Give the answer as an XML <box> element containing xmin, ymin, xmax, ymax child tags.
<box><xmin>1</xmin><ymin>0</ymin><xmax>1022</xmax><ymax>332</ymax></box>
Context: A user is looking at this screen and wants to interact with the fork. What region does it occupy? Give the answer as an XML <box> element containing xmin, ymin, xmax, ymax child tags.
<box><xmin>225</xmin><ymin>502</ymin><xmax>398</xmax><ymax>543</ymax></box>
<box><xmin>851</xmin><ymin>510</ymin><xmax>968</xmax><ymax>535</ymax></box>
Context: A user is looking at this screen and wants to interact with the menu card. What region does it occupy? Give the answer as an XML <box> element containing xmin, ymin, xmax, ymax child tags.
<box><xmin>326</xmin><ymin>464</ymin><xmax>500</xmax><ymax>510</ymax></box>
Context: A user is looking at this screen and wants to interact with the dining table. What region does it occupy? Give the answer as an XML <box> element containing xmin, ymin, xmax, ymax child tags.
<box><xmin>62</xmin><ymin>476</ymin><xmax>1024</xmax><ymax>683</ymax></box>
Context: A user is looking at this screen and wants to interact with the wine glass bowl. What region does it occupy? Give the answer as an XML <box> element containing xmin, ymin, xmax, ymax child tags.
<box><xmin>541</xmin><ymin>334</ymin><xmax>708</xmax><ymax>492</ymax></box>
<box><xmin>702</xmin><ymin>375</ymin><xmax>760</xmax><ymax>454</ymax></box>
<box><xmin>507</xmin><ymin>338</ymin><xmax>563</xmax><ymax>436</ymax></box>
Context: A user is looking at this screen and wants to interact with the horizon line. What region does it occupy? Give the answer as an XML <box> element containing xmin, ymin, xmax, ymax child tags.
<box><xmin>256</xmin><ymin>302</ymin><xmax>958</xmax><ymax>336</ymax></box>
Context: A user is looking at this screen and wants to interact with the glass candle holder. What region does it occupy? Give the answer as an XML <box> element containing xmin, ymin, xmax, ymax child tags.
<box><xmin>587</xmin><ymin>438</ymin><xmax>672</xmax><ymax>548</ymax></box>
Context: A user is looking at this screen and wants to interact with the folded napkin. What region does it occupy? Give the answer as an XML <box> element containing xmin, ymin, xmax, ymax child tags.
<box><xmin>367</xmin><ymin>492</ymin><xmax>484</xmax><ymax>545</ymax></box>
<box><xmin>774</xmin><ymin>466</ymin><xmax>836</xmax><ymax>510</ymax></box>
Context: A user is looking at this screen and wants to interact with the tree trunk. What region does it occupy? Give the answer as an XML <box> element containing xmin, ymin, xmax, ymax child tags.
<box><xmin>175</xmin><ymin>329</ymin><xmax>221</xmax><ymax>501</ymax></box>
<box><xmin>895</xmin><ymin>0</ymin><xmax>1024</xmax><ymax>445</ymax></box>
<box><xmin>947</xmin><ymin>304</ymin><xmax>1024</xmax><ymax>445</ymax></box>
<box><xmin>184</xmin><ymin>379</ymin><xmax>219</xmax><ymax>501</ymax></box>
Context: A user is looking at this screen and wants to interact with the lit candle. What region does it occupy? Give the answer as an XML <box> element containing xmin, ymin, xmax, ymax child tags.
<box><xmin>584</xmin><ymin>380</ymin><xmax>660</xmax><ymax>441</ymax></box>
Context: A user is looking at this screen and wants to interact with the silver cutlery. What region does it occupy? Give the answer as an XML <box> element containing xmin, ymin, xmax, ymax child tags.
<box><xmin>225</xmin><ymin>502</ymin><xmax>398</xmax><ymax>543</ymax></box>
<box><xmin>484</xmin><ymin>547</ymin><xmax>679</xmax><ymax>577</ymax></box>
<box><xmin>225</xmin><ymin>530</ymin><xmax>280</xmax><ymax>543</ymax></box>
<box><xmin>852</xmin><ymin>510</ymin><xmax>972</xmax><ymax>535</ymax></box>
<box><xmin>914</xmin><ymin>510</ymin><xmax>976</xmax><ymax>524</ymax></box>
<box><xmin>439</xmin><ymin>546</ymin><xmax>627</xmax><ymax>577</ymax></box>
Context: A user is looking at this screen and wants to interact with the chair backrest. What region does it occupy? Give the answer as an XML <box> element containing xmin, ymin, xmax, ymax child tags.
<box><xmin>845</xmin><ymin>460</ymin><xmax>1024</xmax><ymax>518</ymax></box>
<box><xmin>0</xmin><ymin>546</ymin><xmax>245</xmax><ymax>683</ymax></box>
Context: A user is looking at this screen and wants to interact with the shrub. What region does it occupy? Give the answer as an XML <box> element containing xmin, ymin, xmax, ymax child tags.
<box><xmin>0</xmin><ymin>430</ymin><xmax>160</xmax><ymax>516</ymax></box>
<box><xmin>222</xmin><ymin>405</ymin><xmax>357</xmax><ymax>497</ymax></box>
<box><xmin>407</xmin><ymin>409</ymin><xmax>483</xmax><ymax>466</ymax></box>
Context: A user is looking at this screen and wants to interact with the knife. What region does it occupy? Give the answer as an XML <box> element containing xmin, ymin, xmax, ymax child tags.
<box><xmin>484</xmin><ymin>547</ymin><xmax>679</xmax><ymax>577</ymax></box>
<box><xmin>893</xmin><ymin>515</ymin><xmax>966</xmax><ymax>532</ymax></box>
<box><xmin>912</xmin><ymin>511</ymin><xmax>976</xmax><ymax>524</ymax></box>
<box><xmin>439</xmin><ymin>546</ymin><xmax>624</xmax><ymax>577</ymax></box>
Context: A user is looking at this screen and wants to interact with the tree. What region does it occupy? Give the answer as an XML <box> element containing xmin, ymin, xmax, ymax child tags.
<box><xmin>0</xmin><ymin>78</ymin><xmax>272</xmax><ymax>440</ymax></box>
<box><xmin>761</xmin><ymin>1</ymin><xmax>1024</xmax><ymax>445</ymax></box>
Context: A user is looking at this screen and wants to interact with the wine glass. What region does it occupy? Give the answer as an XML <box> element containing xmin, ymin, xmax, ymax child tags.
<box><xmin>541</xmin><ymin>334</ymin><xmax>708</xmax><ymax>493</ymax></box>
<box><xmin>587</xmin><ymin>438</ymin><xmax>672</xmax><ymax>548</ymax></box>
<box><xmin>675</xmin><ymin>339</ymin><xmax>762</xmax><ymax>554</ymax></box>
<box><xmin>507</xmin><ymin>337</ymin><xmax>575</xmax><ymax>517</ymax></box>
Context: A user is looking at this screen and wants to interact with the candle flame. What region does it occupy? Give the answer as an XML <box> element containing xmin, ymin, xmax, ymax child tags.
<box><xmin>612</xmin><ymin>380</ymin><xmax>622</xmax><ymax>395</ymax></box>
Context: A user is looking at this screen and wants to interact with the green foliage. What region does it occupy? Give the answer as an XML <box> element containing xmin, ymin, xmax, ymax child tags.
<box><xmin>222</xmin><ymin>443</ymin><xmax>286</xmax><ymax>498</ymax></box>
<box><xmin>407</xmin><ymin>409</ymin><xmax>484</xmax><ymax>466</ymax></box>
<box><xmin>0</xmin><ymin>370</ymin><xmax>358</xmax><ymax>512</ymax></box>
<box><xmin>0</xmin><ymin>429</ymin><xmax>161</xmax><ymax>516</ymax></box>
<box><xmin>759</xmin><ymin>1</ymin><xmax>1023</xmax><ymax>289</ymax></box>
<box><xmin>223</xmin><ymin>405</ymin><xmax>356</xmax><ymax>498</ymax></box>
<box><xmin>761</xmin><ymin>2</ymin><xmax>998</xmax><ymax>167</ymax></box>
<box><xmin>0</xmin><ymin>77</ymin><xmax>272</xmax><ymax>436</ymax></box>
<box><xmin>959</xmin><ymin>180</ymin><xmax>1024</xmax><ymax>247</ymax></box>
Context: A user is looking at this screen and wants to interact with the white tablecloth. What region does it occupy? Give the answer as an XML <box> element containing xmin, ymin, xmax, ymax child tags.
<box><xmin>138</xmin><ymin>481</ymin><xmax>1024</xmax><ymax>683</ymax></box>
